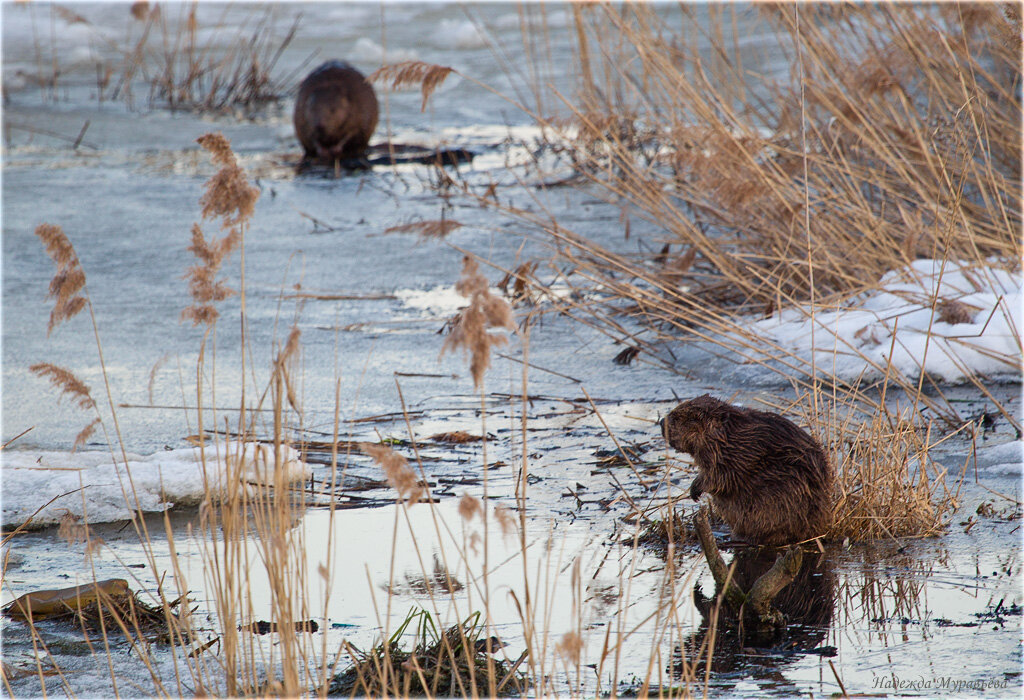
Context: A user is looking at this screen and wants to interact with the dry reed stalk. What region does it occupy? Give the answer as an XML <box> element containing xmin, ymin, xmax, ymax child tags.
<box><xmin>457</xmin><ymin>3</ymin><xmax>1019</xmax><ymax>439</ymax></box>
<box><xmin>370</xmin><ymin>60</ymin><xmax>455</xmax><ymax>112</ymax></box>
<box><xmin>144</xmin><ymin>4</ymin><xmax>298</xmax><ymax>112</ymax></box>
<box><xmin>827</xmin><ymin>410</ymin><xmax>951</xmax><ymax>541</ymax></box>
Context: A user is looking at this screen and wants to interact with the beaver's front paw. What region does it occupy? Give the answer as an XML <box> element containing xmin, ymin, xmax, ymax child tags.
<box><xmin>689</xmin><ymin>474</ymin><xmax>704</xmax><ymax>501</ymax></box>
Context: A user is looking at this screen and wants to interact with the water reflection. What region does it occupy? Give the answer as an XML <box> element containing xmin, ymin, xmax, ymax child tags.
<box><xmin>674</xmin><ymin>545</ymin><xmax>836</xmax><ymax>681</ymax></box>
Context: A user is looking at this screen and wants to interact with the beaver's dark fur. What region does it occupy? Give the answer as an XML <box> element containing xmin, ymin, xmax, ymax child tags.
<box><xmin>293</xmin><ymin>61</ymin><xmax>378</xmax><ymax>163</ymax></box>
<box><xmin>661</xmin><ymin>394</ymin><xmax>833</xmax><ymax>545</ymax></box>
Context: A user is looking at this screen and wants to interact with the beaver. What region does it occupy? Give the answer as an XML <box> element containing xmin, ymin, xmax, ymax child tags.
<box><xmin>660</xmin><ymin>394</ymin><xmax>833</xmax><ymax>546</ymax></box>
<box><xmin>293</xmin><ymin>61</ymin><xmax>379</xmax><ymax>164</ymax></box>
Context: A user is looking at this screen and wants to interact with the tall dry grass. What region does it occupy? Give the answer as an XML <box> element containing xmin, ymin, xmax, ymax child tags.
<box><xmin>21</xmin><ymin>2</ymin><xmax>300</xmax><ymax>113</ymax></box>
<box><xmin>413</xmin><ymin>3</ymin><xmax>1020</xmax><ymax>540</ymax></box>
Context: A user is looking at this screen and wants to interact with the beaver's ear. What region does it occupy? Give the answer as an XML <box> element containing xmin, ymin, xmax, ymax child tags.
<box><xmin>702</xmin><ymin>413</ymin><xmax>728</xmax><ymax>444</ymax></box>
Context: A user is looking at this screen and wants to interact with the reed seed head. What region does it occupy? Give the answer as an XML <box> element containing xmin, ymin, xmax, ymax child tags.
<box><xmin>361</xmin><ymin>443</ymin><xmax>423</xmax><ymax>505</ymax></box>
<box><xmin>458</xmin><ymin>493</ymin><xmax>482</xmax><ymax>522</ymax></box>
<box><xmin>494</xmin><ymin>504</ymin><xmax>516</xmax><ymax>537</ymax></box>
<box><xmin>30</xmin><ymin>363</ymin><xmax>96</xmax><ymax>411</ymax></box>
<box><xmin>556</xmin><ymin>631</ymin><xmax>583</xmax><ymax>665</ymax></box>
<box><xmin>369</xmin><ymin>61</ymin><xmax>454</xmax><ymax>112</ymax></box>
<box><xmin>35</xmin><ymin>224</ymin><xmax>88</xmax><ymax>335</ymax></box>
<box><xmin>441</xmin><ymin>255</ymin><xmax>516</xmax><ymax>390</ymax></box>
<box><xmin>197</xmin><ymin>133</ymin><xmax>259</xmax><ymax>229</ymax></box>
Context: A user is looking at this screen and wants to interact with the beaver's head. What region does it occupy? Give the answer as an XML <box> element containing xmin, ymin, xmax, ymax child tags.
<box><xmin>660</xmin><ymin>394</ymin><xmax>730</xmax><ymax>454</ymax></box>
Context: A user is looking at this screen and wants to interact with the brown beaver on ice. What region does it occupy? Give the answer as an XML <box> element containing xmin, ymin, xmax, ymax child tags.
<box><xmin>660</xmin><ymin>394</ymin><xmax>833</xmax><ymax>546</ymax></box>
<box><xmin>293</xmin><ymin>61</ymin><xmax>379</xmax><ymax>164</ymax></box>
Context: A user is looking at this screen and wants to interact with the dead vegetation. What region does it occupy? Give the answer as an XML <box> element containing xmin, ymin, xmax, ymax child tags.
<box><xmin>369</xmin><ymin>61</ymin><xmax>455</xmax><ymax>112</ymax></box>
<box><xmin>326</xmin><ymin>609</ymin><xmax>524</xmax><ymax>697</ymax></box>
<box><xmin>440</xmin><ymin>255</ymin><xmax>516</xmax><ymax>390</ymax></box>
<box><xmin>19</xmin><ymin>3</ymin><xmax>300</xmax><ymax>113</ymax></box>
<box><xmin>2</xmin><ymin>578</ymin><xmax>185</xmax><ymax>644</ymax></box>
<box><xmin>450</xmin><ymin>3</ymin><xmax>1020</xmax><ymax>540</ymax></box>
<box><xmin>827</xmin><ymin>409</ymin><xmax>954</xmax><ymax>541</ymax></box>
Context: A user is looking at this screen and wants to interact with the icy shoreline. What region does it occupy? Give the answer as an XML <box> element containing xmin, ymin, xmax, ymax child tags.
<box><xmin>1</xmin><ymin>443</ymin><xmax>309</xmax><ymax>529</ymax></box>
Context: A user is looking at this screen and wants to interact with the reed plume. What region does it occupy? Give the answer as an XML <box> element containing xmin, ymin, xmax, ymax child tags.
<box><xmin>440</xmin><ymin>255</ymin><xmax>515</xmax><ymax>390</ymax></box>
<box><xmin>458</xmin><ymin>493</ymin><xmax>482</xmax><ymax>521</ymax></box>
<box><xmin>73</xmin><ymin>417</ymin><xmax>102</xmax><ymax>452</ymax></box>
<box><xmin>369</xmin><ymin>61</ymin><xmax>454</xmax><ymax>112</ymax></box>
<box><xmin>35</xmin><ymin>224</ymin><xmax>88</xmax><ymax>334</ymax></box>
<box><xmin>182</xmin><ymin>133</ymin><xmax>256</xmax><ymax>326</ymax></box>
<box><xmin>361</xmin><ymin>443</ymin><xmax>423</xmax><ymax>504</ymax></box>
<box><xmin>384</xmin><ymin>219</ymin><xmax>463</xmax><ymax>240</ymax></box>
<box><xmin>555</xmin><ymin>631</ymin><xmax>583</xmax><ymax>665</ymax></box>
<box><xmin>29</xmin><ymin>363</ymin><xmax>96</xmax><ymax>411</ymax></box>
<box><xmin>196</xmin><ymin>133</ymin><xmax>258</xmax><ymax>228</ymax></box>
<box><xmin>182</xmin><ymin>223</ymin><xmax>238</xmax><ymax>326</ymax></box>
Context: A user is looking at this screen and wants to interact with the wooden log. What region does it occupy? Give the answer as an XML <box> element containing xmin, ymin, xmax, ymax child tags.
<box><xmin>747</xmin><ymin>546</ymin><xmax>803</xmax><ymax>626</ymax></box>
<box><xmin>693</xmin><ymin>505</ymin><xmax>746</xmax><ymax>610</ymax></box>
<box><xmin>2</xmin><ymin>579</ymin><xmax>130</xmax><ymax>622</ymax></box>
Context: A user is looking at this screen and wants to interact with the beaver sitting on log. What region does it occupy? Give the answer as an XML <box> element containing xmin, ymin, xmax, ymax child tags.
<box><xmin>294</xmin><ymin>61</ymin><xmax>379</xmax><ymax>165</ymax></box>
<box><xmin>661</xmin><ymin>395</ymin><xmax>833</xmax><ymax>546</ymax></box>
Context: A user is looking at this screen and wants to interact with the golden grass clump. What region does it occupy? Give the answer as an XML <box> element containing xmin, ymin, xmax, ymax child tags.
<box><xmin>503</xmin><ymin>4</ymin><xmax>1018</xmax><ymax>353</ymax></box>
<box><xmin>370</xmin><ymin>61</ymin><xmax>454</xmax><ymax>112</ymax></box>
<box><xmin>827</xmin><ymin>412</ymin><xmax>951</xmax><ymax>541</ymax></box>
<box><xmin>362</xmin><ymin>442</ymin><xmax>423</xmax><ymax>504</ymax></box>
<box><xmin>328</xmin><ymin>609</ymin><xmax>523</xmax><ymax>697</ymax></box>
<box><xmin>441</xmin><ymin>255</ymin><xmax>516</xmax><ymax>390</ymax></box>
<box><xmin>35</xmin><ymin>224</ymin><xmax>88</xmax><ymax>334</ymax></box>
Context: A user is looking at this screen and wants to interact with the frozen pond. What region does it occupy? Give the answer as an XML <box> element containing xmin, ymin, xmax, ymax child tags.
<box><xmin>2</xmin><ymin>2</ymin><xmax>1021</xmax><ymax>697</ymax></box>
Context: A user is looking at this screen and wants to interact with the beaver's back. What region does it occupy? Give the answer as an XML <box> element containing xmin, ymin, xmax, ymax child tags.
<box><xmin>663</xmin><ymin>395</ymin><xmax>833</xmax><ymax>545</ymax></box>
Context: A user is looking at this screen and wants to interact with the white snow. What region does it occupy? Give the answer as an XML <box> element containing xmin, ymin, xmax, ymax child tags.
<box><xmin>974</xmin><ymin>440</ymin><xmax>1024</xmax><ymax>476</ymax></box>
<box><xmin>351</xmin><ymin>37</ymin><xmax>418</xmax><ymax>66</ymax></box>
<box><xmin>435</xmin><ymin>19</ymin><xmax>490</xmax><ymax>50</ymax></box>
<box><xmin>750</xmin><ymin>259</ymin><xmax>1022</xmax><ymax>383</ymax></box>
<box><xmin>395</xmin><ymin>284</ymin><xmax>468</xmax><ymax>314</ymax></box>
<box><xmin>1</xmin><ymin>443</ymin><xmax>310</xmax><ymax>529</ymax></box>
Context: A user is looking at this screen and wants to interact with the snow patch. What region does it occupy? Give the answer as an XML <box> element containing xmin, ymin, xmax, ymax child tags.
<box><xmin>351</xmin><ymin>37</ymin><xmax>417</xmax><ymax>66</ymax></box>
<box><xmin>1</xmin><ymin>443</ymin><xmax>310</xmax><ymax>529</ymax></box>
<box><xmin>750</xmin><ymin>260</ymin><xmax>1022</xmax><ymax>383</ymax></box>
